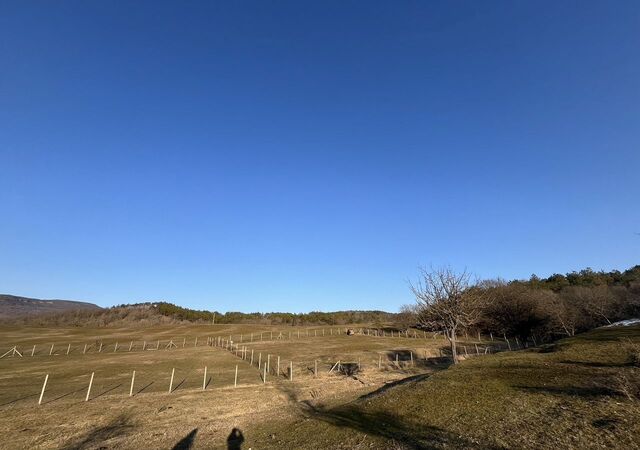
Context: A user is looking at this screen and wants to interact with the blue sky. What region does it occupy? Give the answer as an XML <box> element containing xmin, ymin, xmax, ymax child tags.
<box><xmin>1</xmin><ymin>1</ymin><xmax>639</xmax><ymax>312</ymax></box>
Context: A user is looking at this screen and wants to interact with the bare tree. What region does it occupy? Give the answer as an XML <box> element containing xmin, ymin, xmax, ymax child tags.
<box><xmin>546</xmin><ymin>294</ymin><xmax>580</xmax><ymax>337</ymax></box>
<box><xmin>567</xmin><ymin>286</ymin><xmax>620</xmax><ymax>325</ymax></box>
<box><xmin>396</xmin><ymin>304</ymin><xmax>418</xmax><ymax>331</ymax></box>
<box><xmin>410</xmin><ymin>266</ymin><xmax>483</xmax><ymax>363</ymax></box>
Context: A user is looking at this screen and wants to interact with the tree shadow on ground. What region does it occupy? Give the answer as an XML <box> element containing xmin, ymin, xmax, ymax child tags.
<box><xmin>514</xmin><ymin>385</ymin><xmax>619</xmax><ymax>398</ymax></box>
<box><xmin>559</xmin><ymin>360</ymin><xmax>632</xmax><ymax>368</ymax></box>
<box><xmin>59</xmin><ymin>414</ymin><xmax>135</xmax><ymax>450</ymax></box>
<box><xmin>171</xmin><ymin>428</ymin><xmax>198</xmax><ymax>450</ymax></box>
<box><xmin>302</xmin><ymin>403</ymin><xmax>503</xmax><ymax>450</ymax></box>
<box><xmin>275</xmin><ymin>372</ymin><xmax>500</xmax><ymax>449</ymax></box>
<box><xmin>358</xmin><ymin>373</ymin><xmax>430</xmax><ymax>401</ymax></box>
<box><xmin>384</xmin><ymin>350</ymin><xmax>453</xmax><ymax>370</ymax></box>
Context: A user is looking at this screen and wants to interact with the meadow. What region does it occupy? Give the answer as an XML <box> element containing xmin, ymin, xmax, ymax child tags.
<box><xmin>0</xmin><ymin>323</ymin><xmax>467</xmax><ymax>449</ymax></box>
<box><xmin>2</xmin><ymin>323</ymin><xmax>636</xmax><ymax>449</ymax></box>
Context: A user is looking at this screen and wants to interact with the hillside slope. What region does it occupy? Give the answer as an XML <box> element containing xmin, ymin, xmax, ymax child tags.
<box><xmin>0</xmin><ymin>294</ymin><xmax>102</xmax><ymax>318</ymax></box>
<box><xmin>252</xmin><ymin>325</ymin><xmax>640</xmax><ymax>449</ymax></box>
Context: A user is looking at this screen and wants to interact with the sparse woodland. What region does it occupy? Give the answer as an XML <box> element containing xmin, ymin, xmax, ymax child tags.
<box><xmin>410</xmin><ymin>265</ymin><xmax>640</xmax><ymax>361</ymax></box>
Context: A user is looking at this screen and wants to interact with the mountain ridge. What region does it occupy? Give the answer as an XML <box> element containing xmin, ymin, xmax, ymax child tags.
<box><xmin>0</xmin><ymin>294</ymin><xmax>102</xmax><ymax>318</ymax></box>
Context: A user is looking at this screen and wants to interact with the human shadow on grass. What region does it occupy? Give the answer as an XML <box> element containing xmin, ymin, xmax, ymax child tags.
<box><xmin>59</xmin><ymin>413</ymin><xmax>135</xmax><ymax>450</ymax></box>
<box><xmin>227</xmin><ymin>428</ymin><xmax>244</xmax><ymax>450</ymax></box>
<box><xmin>171</xmin><ymin>428</ymin><xmax>198</xmax><ymax>450</ymax></box>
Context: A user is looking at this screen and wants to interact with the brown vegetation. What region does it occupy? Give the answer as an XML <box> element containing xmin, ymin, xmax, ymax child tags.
<box><xmin>411</xmin><ymin>265</ymin><xmax>640</xmax><ymax>360</ymax></box>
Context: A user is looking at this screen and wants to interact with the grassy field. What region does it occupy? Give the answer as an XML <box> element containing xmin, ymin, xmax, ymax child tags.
<box><xmin>0</xmin><ymin>323</ymin><xmax>455</xmax><ymax>449</ymax></box>
<box><xmin>249</xmin><ymin>325</ymin><xmax>640</xmax><ymax>449</ymax></box>
<box><xmin>3</xmin><ymin>323</ymin><xmax>633</xmax><ymax>449</ymax></box>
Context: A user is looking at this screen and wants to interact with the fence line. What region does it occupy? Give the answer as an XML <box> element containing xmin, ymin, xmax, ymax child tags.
<box><xmin>1</xmin><ymin>327</ymin><xmax>531</xmax><ymax>363</ymax></box>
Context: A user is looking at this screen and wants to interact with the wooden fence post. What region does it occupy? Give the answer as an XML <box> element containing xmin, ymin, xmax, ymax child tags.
<box><xmin>32</xmin><ymin>345</ymin><xmax>36</xmax><ymax>357</ymax></box>
<box><xmin>263</xmin><ymin>364</ymin><xmax>267</xmax><ymax>383</ymax></box>
<box><xmin>85</xmin><ymin>372</ymin><xmax>94</xmax><ymax>402</ymax></box>
<box><xmin>277</xmin><ymin>356</ymin><xmax>280</xmax><ymax>376</ymax></box>
<box><xmin>66</xmin><ymin>344</ymin><xmax>71</xmax><ymax>355</ymax></box>
<box><xmin>267</xmin><ymin>355</ymin><xmax>270</xmax><ymax>373</ymax></box>
<box><xmin>98</xmin><ymin>342</ymin><xmax>103</xmax><ymax>353</ymax></box>
<box><xmin>194</xmin><ymin>337</ymin><xmax>198</xmax><ymax>347</ymax></box>
<box><xmin>129</xmin><ymin>371</ymin><xmax>135</xmax><ymax>396</ymax></box>
<box><xmin>258</xmin><ymin>353</ymin><xmax>262</xmax><ymax>369</ymax></box>
<box><xmin>410</xmin><ymin>351</ymin><xmax>414</xmax><ymax>366</ymax></box>
<box><xmin>378</xmin><ymin>354</ymin><xmax>381</xmax><ymax>369</ymax></box>
<box><xmin>250</xmin><ymin>349</ymin><xmax>254</xmax><ymax>365</ymax></box>
<box><xmin>314</xmin><ymin>360</ymin><xmax>317</xmax><ymax>377</ymax></box>
<box><xmin>49</xmin><ymin>344</ymin><xmax>54</xmax><ymax>356</ymax></box>
<box><xmin>38</xmin><ymin>374</ymin><xmax>49</xmax><ymax>405</ymax></box>
<box><xmin>203</xmin><ymin>366</ymin><xmax>207</xmax><ymax>390</ymax></box>
<box><xmin>169</xmin><ymin>368</ymin><xmax>175</xmax><ymax>393</ymax></box>
<box><xmin>234</xmin><ymin>365</ymin><xmax>238</xmax><ymax>388</ymax></box>
<box><xmin>114</xmin><ymin>342</ymin><xmax>118</xmax><ymax>352</ymax></box>
<box><xmin>129</xmin><ymin>341</ymin><xmax>133</xmax><ymax>351</ymax></box>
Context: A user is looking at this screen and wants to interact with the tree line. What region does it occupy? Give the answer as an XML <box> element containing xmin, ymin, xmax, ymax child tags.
<box><xmin>153</xmin><ymin>303</ymin><xmax>395</xmax><ymax>326</ymax></box>
<box><xmin>5</xmin><ymin>300</ymin><xmax>396</xmax><ymax>327</ymax></box>
<box><xmin>409</xmin><ymin>265</ymin><xmax>640</xmax><ymax>362</ymax></box>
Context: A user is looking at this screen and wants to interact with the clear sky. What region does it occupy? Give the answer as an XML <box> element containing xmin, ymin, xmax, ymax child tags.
<box><xmin>1</xmin><ymin>1</ymin><xmax>639</xmax><ymax>312</ymax></box>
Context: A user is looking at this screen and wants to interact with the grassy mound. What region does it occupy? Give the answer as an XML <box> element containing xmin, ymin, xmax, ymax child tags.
<box><xmin>253</xmin><ymin>325</ymin><xmax>640</xmax><ymax>449</ymax></box>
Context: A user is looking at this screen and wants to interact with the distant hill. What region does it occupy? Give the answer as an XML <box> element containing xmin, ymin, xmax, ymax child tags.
<box><xmin>1</xmin><ymin>298</ymin><xmax>398</xmax><ymax>328</ymax></box>
<box><xmin>0</xmin><ymin>294</ymin><xmax>102</xmax><ymax>319</ymax></box>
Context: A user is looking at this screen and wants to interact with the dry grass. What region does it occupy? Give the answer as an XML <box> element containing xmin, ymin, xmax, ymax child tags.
<box><xmin>248</xmin><ymin>325</ymin><xmax>640</xmax><ymax>449</ymax></box>
<box><xmin>0</xmin><ymin>323</ymin><xmax>454</xmax><ymax>449</ymax></box>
